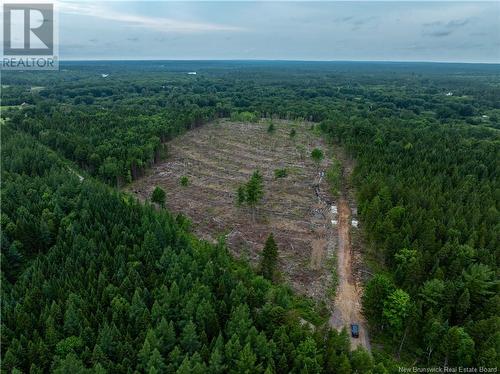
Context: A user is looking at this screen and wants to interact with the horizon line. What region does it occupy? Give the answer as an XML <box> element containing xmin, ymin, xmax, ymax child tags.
<box><xmin>59</xmin><ymin>58</ymin><xmax>500</xmax><ymax>65</ymax></box>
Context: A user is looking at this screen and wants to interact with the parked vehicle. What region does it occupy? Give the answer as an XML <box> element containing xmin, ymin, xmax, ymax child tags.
<box><xmin>351</xmin><ymin>324</ymin><xmax>359</xmax><ymax>338</ymax></box>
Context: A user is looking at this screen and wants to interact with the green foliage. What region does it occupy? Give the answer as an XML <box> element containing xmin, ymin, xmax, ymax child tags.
<box><xmin>351</xmin><ymin>347</ymin><xmax>373</xmax><ymax>373</ymax></box>
<box><xmin>180</xmin><ymin>321</ymin><xmax>201</xmax><ymax>354</ymax></box>
<box><xmin>260</xmin><ymin>233</ymin><xmax>279</xmax><ymax>280</ymax></box>
<box><xmin>363</xmin><ymin>274</ymin><xmax>395</xmax><ymax>330</ymax></box>
<box><xmin>325</xmin><ymin>157</ymin><xmax>341</xmax><ymax>197</ymax></box>
<box><xmin>2</xmin><ymin>61</ymin><xmax>499</xmax><ymax>369</ymax></box>
<box><xmin>246</xmin><ymin>171</ymin><xmax>264</xmax><ymax>207</ymax></box>
<box><xmin>311</xmin><ymin>148</ymin><xmax>324</xmax><ymax>164</ymax></box>
<box><xmin>180</xmin><ymin>176</ymin><xmax>189</xmax><ymax>186</ymax></box>
<box><xmin>383</xmin><ymin>289</ymin><xmax>412</xmax><ymax>335</ymax></box>
<box><xmin>4</xmin><ymin>129</ymin><xmax>368</xmax><ymax>373</ymax></box>
<box><xmin>231</xmin><ymin>111</ymin><xmax>257</xmax><ymax>122</ymax></box>
<box><xmin>236</xmin><ymin>171</ymin><xmax>264</xmax><ymax>221</ymax></box>
<box><xmin>320</xmin><ymin>70</ymin><xmax>499</xmax><ymax>362</ymax></box>
<box><xmin>442</xmin><ymin>327</ymin><xmax>475</xmax><ymax>366</ymax></box>
<box><xmin>274</xmin><ymin>168</ymin><xmax>288</xmax><ymax>178</ymax></box>
<box><xmin>236</xmin><ymin>185</ymin><xmax>246</xmax><ymax>206</ymax></box>
<box><xmin>267</xmin><ymin>121</ymin><xmax>275</xmax><ymax>133</ymax></box>
<box><xmin>151</xmin><ymin>186</ymin><xmax>166</xmax><ymax>207</ymax></box>
<box><xmin>294</xmin><ymin>337</ymin><xmax>323</xmax><ymax>374</ymax></box>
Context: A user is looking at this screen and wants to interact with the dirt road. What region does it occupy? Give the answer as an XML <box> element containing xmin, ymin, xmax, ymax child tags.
<box><xmin>328</xmin><ymin>162</ymin><xmax>371</xmax><ymax>351</ymax></box>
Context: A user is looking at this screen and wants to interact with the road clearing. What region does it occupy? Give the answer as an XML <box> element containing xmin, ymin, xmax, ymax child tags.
<box><xmin>328</xmin><ymin>154</ymin><xmax>371</xmax><ymax>351</ymax></box>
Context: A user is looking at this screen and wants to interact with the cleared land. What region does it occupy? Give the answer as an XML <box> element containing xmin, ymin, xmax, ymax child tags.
<box><xmin>128</xmin><ymin>119</ymin><xmax>370</xmax><ymax>350</ymax></box>
<box><xmin>127</xmin><ymin>119</ymin><xmax>336</xmax><ymax>301</ymax></box>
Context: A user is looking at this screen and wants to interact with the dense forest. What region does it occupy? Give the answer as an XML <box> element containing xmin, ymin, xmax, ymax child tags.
<box><xmin>322</xmin><ymin>112</ymin><xmax>499</xmax><ymax>366</ymax></box>
<box><xmin>1</xmin><ymin>61</ymin><xmax>499</xmax><ymax>371</ymax></box>
<box><xmin>1</xmin><ymin>127</ymin><xmax>385</xmax><ymax>373</ymax></box>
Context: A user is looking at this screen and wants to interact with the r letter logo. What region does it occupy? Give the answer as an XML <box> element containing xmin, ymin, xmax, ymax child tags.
<box><xmin>2</xmin><ymin>2</ymin><xmax>58</xmax><ymax>70</ymax></box>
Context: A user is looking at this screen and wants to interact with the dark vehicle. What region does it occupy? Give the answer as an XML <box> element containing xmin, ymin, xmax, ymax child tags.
<box><xmin>351</xmin><ymin>324</ymin><xmax>359</xmax><ymax>338</ymax></box>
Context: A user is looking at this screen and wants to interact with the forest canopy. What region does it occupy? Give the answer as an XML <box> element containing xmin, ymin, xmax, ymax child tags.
<box><xmin>1</xmin><ymin>61</ymin><xmax>499</xmax><ymax>371</ymax></box>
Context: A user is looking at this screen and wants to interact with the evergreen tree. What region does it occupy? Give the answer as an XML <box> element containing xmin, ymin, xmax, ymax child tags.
<box><xmin>267</xmin><ymin>122</ymin><xmax>275</xmax><ymax>133</ymax></box>
<box><xmin>236</xmin><ymin>343</ymin><xmax>259</xmax><ymax>374</ymax></box>
<box><xmin>362</xmin><ymin>274</ymin><xmax>395</xmax><ymax>329</ymax></box>
<box><xmin>260</xmin><ymin>234</ymin><xmax>279</xmax><ymax>281</ymax></box>
<box><xmin>337</xmin><ymin>353</ymin><xmax>351</xmax><ymax>374</ymax></box>
<box><xmin>236</xmin><ymin>185</ymin><xmax>246</xmax><ymax>206</ymax></box>
<box><xmin>236</xmin><ymin>171</ymin><xmax>264</xmax><ymax>221</ymax></box>
<box><xmin>351</xmin><ymin>347</ymin><xmax>373</xmax><ymax>373</ymax></box>
<box><xmin>151</xmin><ymin>186</ymin><xmax>166</xmax><ymax>207</ymax></box>
<box><xmin>294</xmin><ymin>337</ymin><xmax>322</xmax><ymax>374</ymax></box>
<box><xmin>311</xmin><ymin>148</ymin><xmax>324</xmax><ymax>167</ymax></box>
<box><xmin>180</xmin><ymin>321</ymin><xmax>200</xmax><ymax>354</ymax></box>
<box><xmin>442</xmin><ymin>327</ymin><xmax>475</xmax><ymax>367</ymax></box>
<box><xmin>146</xmin><ymin>348</ymin><xmax>166</xmax><ymax>373</ymax></box>
<box><xmin>208</xmin><ymin>348</ymin><xmax>226</xmax><ymax>374</ymax></box>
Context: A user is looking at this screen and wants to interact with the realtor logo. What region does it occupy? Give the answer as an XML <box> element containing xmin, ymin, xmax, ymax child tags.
<box><xmin>2</xmin><ymin>2</ymin><xmax>58</xmax><ymax>70</ymax></box>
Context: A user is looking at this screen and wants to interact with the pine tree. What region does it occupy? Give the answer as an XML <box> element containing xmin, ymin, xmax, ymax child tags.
<box><xmin>236</xmin><ymin>171</ymin><xmax>264</xmax><ymax>222</ymax></box>
<box><xmin>294</xmin><ymin>337</ymin><xmax>322</xmax><ymax>374</ymax></box>
<box><xmin>156</xmin><ymin>318</ymin><xmax>176</xmax><ymax>355</ymax></box>
<box><xmin>63</xmin><ymin>294</ymin><xmax>82</xmax><ymax>337</ymax></box>
<box><xmin>311</xmin><ymin>148</ymin><xmax>324</xmax><ymax>168</ymax></box>
<box><xmin>180</xmin><ymin>321</ymin><xmax>200</xmax><ymax>354</ymax></box>
<box><xmin>267</xmin><ymin>122</ymin><xmax>275</xmax><ymax>133</ymax></box>
<box><xmin>337</xmin><ymin>353</ymin><xmax>351</xmax><ymax>374</ymax></box>
<box><xmin>260</xmin><ymin>234</ymin><xmax>278</xmax><ymax>281</ymax></box>
<box><xmin>208</xmin><ymin>348</ymin><xmax>226</xmax><ymax>374</ymax></box>
<box><xmin>146</xmin><ymin>348</ymin><xmax>166</xmax><ymax>373</ymax></box>
<box><xmin>456</xmin><ymin>288</ymin><xmax>470</xmax><ymax>322</ymax></box>
<box><xmin>246</xmin><ymin>171</ymin><xmax>264</xmax><ymax>222</ymax></box>
<box><xmin>151</xmin><ymin>186</ymin><xmax>166</xmax><ymax>207</ymax></box>
<box><xmin>351</xmin><ymin>347</ymin><xmax>373</xmax><ymax>373</ymax></box>
<box><xmin>442</xmin><ymin>326</ymin><xmax>475</xmax><ymax>366</ymax></box>
<box><xmin>236</xmin><ymin>343</ymin><xmax>258</xmax><ymax>374</ymax></box>
<box><xmin>236</xmin><ymin>185</ymin><xmax>246</xmax><ymax>206</ymax></box>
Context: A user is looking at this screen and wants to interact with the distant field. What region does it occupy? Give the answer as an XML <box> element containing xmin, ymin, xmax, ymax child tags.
<box><xmin>128</xmin><ymin>119</ymin><xmax>337</xmax><ymax>301</ymax></box>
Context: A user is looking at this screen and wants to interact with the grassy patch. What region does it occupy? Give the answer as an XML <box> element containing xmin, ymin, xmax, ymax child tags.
<box><xmin>274</xmin><ymin>168</ymin><xmax>288</xmax><ymax>178</ymax></box>
<box><xmin>230</xmin><ymin>111</ymin><xmax>258</xmax><ymax>122</ymax></box>
<box><xmin>326</xmin><ymin>157</ymin><xmax>342</xmax><ymax>198</ymax></box>
<box><xmin>327</xmin><ymin>253</ymin><xmax>338</xmax><ymax>300</ymax></box>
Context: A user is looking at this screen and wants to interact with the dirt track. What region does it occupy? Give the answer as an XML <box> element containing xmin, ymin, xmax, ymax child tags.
<box><xmin>328</xmin><ymin>158</ymin><xmax>371</xmax><ymax>351</ymax></box>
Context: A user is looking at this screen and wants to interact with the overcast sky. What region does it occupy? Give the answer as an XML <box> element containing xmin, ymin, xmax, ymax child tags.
<box><xmin>56</xmin><ymin>1</ymin><xmax>499</xmax><ymax>63</ymax></box>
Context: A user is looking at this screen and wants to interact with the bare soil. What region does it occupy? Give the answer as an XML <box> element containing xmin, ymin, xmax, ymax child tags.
<box><xmin>328</xmin><ymin>151</ymin><xmax>371</xmax><ymax>351</ymax></box>
<box><xmin>127</xmin><ymin>119</ymin><xmax>337</xmax><ymax>301</ymax></box>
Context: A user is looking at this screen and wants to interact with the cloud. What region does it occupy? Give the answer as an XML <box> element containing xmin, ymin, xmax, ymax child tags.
<box><xmin>447</xmin><ymin>19</ymin><xmax>469</xmax><ymax>28</ymax></box>
<box><xmin>333</xmin><ymin>16</ymin><xmax>354</xmax><ymax>23</ymax></box>
<box><xmin>331</xmin><ymin>15</ymin><xmax>378</xmax><ymax>31</ymax></box>
<box><xmin>426</xmin><ymin>30</ymin><xmax>453</xmax><ymax>38</ymax></box>
<box><xmin>57</xmin><ymin>1</ymin><xmax>245</xmax><ymax>33</ymax></box>
<box><xmin>423</xmin><ymin>17</ymin><xmax>471</xmax><ymax>37</ymax></box>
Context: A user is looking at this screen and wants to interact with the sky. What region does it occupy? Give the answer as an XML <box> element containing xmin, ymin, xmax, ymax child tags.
<box><xmin>53</xmin><ymin>1</ymin><xmax>500</xmax><ymax>62</ymax></box>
